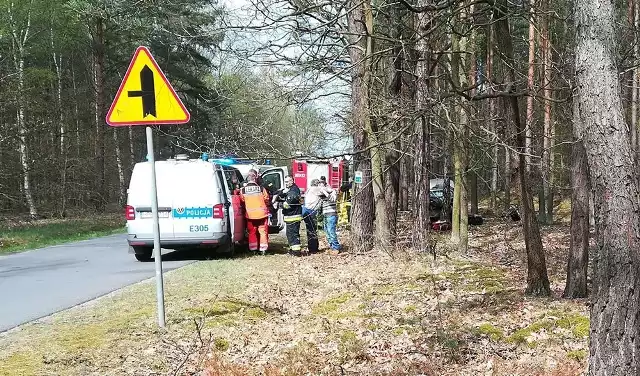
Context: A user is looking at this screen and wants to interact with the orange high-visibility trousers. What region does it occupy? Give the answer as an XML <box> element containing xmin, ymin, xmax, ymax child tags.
<box><xmin>247</xmin><ymin>218</ymin><xmax>269</xmax><ymax>252</ymax></box>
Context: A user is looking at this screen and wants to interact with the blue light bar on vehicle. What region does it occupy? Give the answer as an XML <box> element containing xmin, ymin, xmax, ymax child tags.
<box><xmin>212</xmin><ymin>158</ymin><xmax>236</xmax><ymax>166</ymax></box>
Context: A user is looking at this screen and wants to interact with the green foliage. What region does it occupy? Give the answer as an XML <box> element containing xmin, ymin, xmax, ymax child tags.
<box><xmin>0</xmin><ymin>0</ymin><xmax>330</xmax><ymax>216</ymax></box>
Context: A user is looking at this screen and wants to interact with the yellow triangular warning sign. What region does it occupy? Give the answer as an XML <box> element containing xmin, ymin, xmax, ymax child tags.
<box><xmin>106</xmin><ymin>46</ymin><xmax>190</xmax><ymax>126</ymax></box>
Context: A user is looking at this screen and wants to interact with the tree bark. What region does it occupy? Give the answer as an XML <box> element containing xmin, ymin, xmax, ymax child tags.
<box><xmin>113</xmin><ymin>129</ymin><xmax>126</xmax><ymax>206</ymax></box>
<box><xmin>633</xmin><ymin>0</ymin><xmax>640</xmax><ymax>165</ymax></box>
<box><xmin>525</xmin><ymin>0</ymin><xmax>536</xmax><ymax>174</ymax></box>
<box><xmin>128</xmin><ymin>126</ymin><xmax>135</xmax><ymax>172</ymax></box>
<box><xmin>399</xmin><ymin>138</ymin><xmax>410</xmax><ymax>211</ymax></box>
<box><xmin>574</xmin><ymin>0</ymin><xmax>640</xmax><ymax>371</ymax></box>
<box><xmin>347</xmin><ymin>0</ymin><xmax>375</xmax><ymax>251</ymax></box>
<box><xmin>71</xmin><ymin>59</ymin><xmax>81</xmax><ymax>159</ymax></box>
<box><xmin>9</xmin><ymin>4</ymin><xmax>38</xmax><ymax>219</ymax></box>
<box><xmin>541</xmin><ymin>0</ymin><xmax>553</xmax><ymax>224</ymax></box>
<box><xmin>361</xmin><ymin>1</ymin><xmax>391</xmax><ymax>249</ymax></box>
<box><xmin>51</xmin><ymin>27</ymin><xmax>67</xmax><ymax>217</ymax></box>
<box><xmin>450</xmin><ymin>6</ymin><xmax>469</xmax><ymax>252</ymax></box>
<box><xmin>487</xmin><ymin>25</ymin><xmax>498</xmax><ymax>212</ymax></box>
<box><xmin>412</xmin><ymin>1</ymin><xmax>433</xmax><ymax>251</ymax></box>
<box><xmin>93</xmin><ymin>17</ymin><xmax>106</xmax><ymax>212</ymax></box>
<box><xmin>384</xmin><ymin>136</ymin><xmax>400</xmax><ymax>237</ymax></box>
<box><xmin>494</xmin><ymin>0</ymin><xmax>550</xmax><ymax>296</ymax></box>
<box><xmin>563</xmin><ymin>116</ymin><xmax>589</xmax><ymax>298</ymax></box>
<box><xmin>503</xmin><ymin>142</ymin><xmax>511</xmax><ymax>213</ymax></box>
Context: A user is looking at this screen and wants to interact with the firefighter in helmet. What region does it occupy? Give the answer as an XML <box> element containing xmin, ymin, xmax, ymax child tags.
<box><xmin>276</xmin><ymin>176</ymin><xmax>303</xmax><ymax>255</ymax></box>
<box><xmin>240</xmin><ymin>171</ymin><xmax>270</xmax><ymax>254</ymax></box>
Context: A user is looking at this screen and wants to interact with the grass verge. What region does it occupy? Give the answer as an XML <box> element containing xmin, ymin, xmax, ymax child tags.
<box><xmin>0</xmin><ymin>214</ymin><xmax>125</xmax><ymax>255</ymax></box>
<box><xmin>0</xmin><ymin>223</ymin><xmax>588</xmax><ymax>375</ymax></box>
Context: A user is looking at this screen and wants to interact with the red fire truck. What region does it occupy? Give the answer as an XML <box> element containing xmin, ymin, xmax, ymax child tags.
<box><xmin>292</xmin><ymin>157</ymin><xmax>348</xmax><ymax>194</ymax></box>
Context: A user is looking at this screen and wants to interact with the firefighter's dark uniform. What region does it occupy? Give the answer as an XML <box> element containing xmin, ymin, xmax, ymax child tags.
<box><xmin>278</xmin><ymin>184</ymin><xmax>303</xmax><ymax>253</ymax></box>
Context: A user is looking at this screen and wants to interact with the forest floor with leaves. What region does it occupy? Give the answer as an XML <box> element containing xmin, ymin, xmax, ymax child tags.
<box><xmin>0</xmin><ymin>216</ymin><xmax>589</xmax><ymax>376</ymax></box>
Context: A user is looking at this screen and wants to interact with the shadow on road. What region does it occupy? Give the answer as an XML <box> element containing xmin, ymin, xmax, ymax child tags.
<box><xmin>150</xmin><ymin>242</ymin><xmax>290</xmax><ymax>263</ymax></box>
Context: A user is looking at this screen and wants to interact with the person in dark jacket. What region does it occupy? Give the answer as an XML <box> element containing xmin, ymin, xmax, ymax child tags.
<box><xmin>276</xmin><ymin>176</ymin><xmax>303</xmax><ymax>255</ymax></box>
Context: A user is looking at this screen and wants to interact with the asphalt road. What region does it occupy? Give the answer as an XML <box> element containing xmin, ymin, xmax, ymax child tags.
<box><xmin>0</xmin><ymin>234</ymin><xmax>196</xmax><ymax>332</ymax></box>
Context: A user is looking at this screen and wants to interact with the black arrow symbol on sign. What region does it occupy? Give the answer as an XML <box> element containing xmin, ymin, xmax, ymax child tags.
<box><xmin>127</xmin><ymin>65</ymin><xmax>156</xmax><ymax>118</ymax></box>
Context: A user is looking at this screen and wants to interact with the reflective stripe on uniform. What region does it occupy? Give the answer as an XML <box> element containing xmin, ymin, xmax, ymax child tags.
<box><xmin>248</xmin><ymin>242</ymin><xmax>258</xmax><ymax>251</ymax></box>
<box><xmin>284</xmin><ymin>215</ymin><xmax>302</xmax><ymax>222</ymax></box>
<box><xmin>290</xmin><ymin>244</ymin><xmax>301</xmax><ymax>251</ymax></box>
<box><xmin>259</xmin><ymin>244</ymin><xmax>268</xmax><ymax>251</ymax></box>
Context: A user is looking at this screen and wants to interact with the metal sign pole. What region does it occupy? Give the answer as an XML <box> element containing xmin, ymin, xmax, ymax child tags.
<box><xmin>145</xmin><ymin>126</ymin><xmax>166</xmax><ymax>328</ymax></box>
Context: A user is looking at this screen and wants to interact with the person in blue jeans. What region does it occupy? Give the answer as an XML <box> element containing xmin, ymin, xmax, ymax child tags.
<box><xmin>319</xmin><ymin>181</ymin><xmax>341</xmax><ymax>254</ymax></box>
<box><xmin>303</xmin><ymin>179</ymin><xmax>323</xmax><ymax>253</ymax></box>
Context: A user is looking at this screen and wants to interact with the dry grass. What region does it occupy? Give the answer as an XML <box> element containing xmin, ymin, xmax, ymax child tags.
<box><xmin>0</xmin><ymin>221</ymin><xmax>588</xmax><ymax>376</ymax></box>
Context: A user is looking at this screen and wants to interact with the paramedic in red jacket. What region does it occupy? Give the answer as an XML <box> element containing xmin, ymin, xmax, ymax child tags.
<box><xmin>240</xmin><ymin>171</ymin><xmax>270</xmax><ymax>254</ymax></box>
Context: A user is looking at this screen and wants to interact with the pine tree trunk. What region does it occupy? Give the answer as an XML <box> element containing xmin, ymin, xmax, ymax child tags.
<box><xmin>494</xmin><ymin>0</ymin><xmax>550</xmax><ymax>296</ymax></box>
<box><xmin>10</xmin><ymin>6</ymin><xmax>37</xmax><ymax>219</ymax></box>
<box><xmin>412</xmin><ymin>2</ymin><xmax>432</xmax><ymax>251</ymax></box>
<box><xmin>361</xmin><ymin>1</ymin><xmax>390</xmax><ymax>249</ymax></box>
<box><xmin>347</xmin><ymin>0</ymin><xmax>375</xmax><ymax>251</ymax></box>
<box><xmin>487</xmin><ymin>25</ymin><xmax>498</xmax><ymax>212</ymax></box>
<box><xmin>414</xmin><ymin>115</ymin><xmax>430</xmax><ymax>250</ymax></box>
<box><xmin>541</xmin><ymin>0</ymin><xmax>553</xmax><ymax>224</ymax></box>
<box><xmin>633</xmin><ymin>1</ymin><xmax>640</xmax><ymax>165</ymax></box>
<box><xmin>503</xmin><ymin>142</ymin><xmax>511</xmax><ymax>213</ymax></box>
<box><xmin>71</xmin><ymin>61</ymin><xmax>80</xmax><ymax>159</ymax></box>
<box><xmin>113</xmin><ymin>129</ymin><xmax>126</xmax><ymax>206</ymax></box>
<box><xmin>563</xmin><ymin>108</ymin><xmax>589</xmax><ymax>298</ymax></box>
<box><xmin>93</xmin><ymin>17</ymin><xmax>106</xmax><ymax>212</ymax></box>
<box><xmin>525</xmin><ymin>0</ymin><xmax>536</xmax><ymax>174</ymax></box>
<box><xmin>451</xmin><ymin>148</ymin><xmax>462</xmax><ymax>241</ymax></box>
<box><xmin>450</xmin><ymin>7</ymin><xmax>469</xmax><ymax>250</ymax></box>
<box><xmin>128</xmin><ymin>126</ymin><xmax>135</xmax><ymax>172</ymax></box>
<box><xmin>52</xmin><ymin>31</ymin><xmax>67</xmax><ymax>217</ymax></box>
<box><xmin>384</xmin><ymin>137</ymin><xmax>400</xmax><ymax>237</ymax></box>
<box><xmin>399</xmin><ymin>138</ymin><xmax>410</xmax><ymax>211</ymax></box>
<box><xmin>574</xmin><ymin>0</ymin><xmax>640</xmax><ymax>371</ymax></box>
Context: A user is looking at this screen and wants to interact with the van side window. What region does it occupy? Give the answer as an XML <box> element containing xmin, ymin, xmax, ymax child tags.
<box><xmin>218</xmin><ymin>168</ymin><xmax>235</xmax><ymax>193</ymax></box>
<box><xmin>262</xmin><ymin>173</ymin><xmax>281</xmax><ymax>194</ymax></box>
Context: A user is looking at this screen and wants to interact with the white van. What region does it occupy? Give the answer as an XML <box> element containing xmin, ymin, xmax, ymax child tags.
<box><xmin>125</xmin><ymin>155</ymin><xmax>285</xmax><ymax>261</ymax></box>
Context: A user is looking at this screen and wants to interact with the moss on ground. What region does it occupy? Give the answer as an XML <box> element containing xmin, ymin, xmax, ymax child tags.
<box><xmin>185</xmin><ymin>298</ymin><xmax>270</xmax><ymax>328</ymax></box>
<box><xmin>339</xmin><ymin>330</ymin><xmax>366</xmax><ymax>361</ymax></box>
<box><xmin>311</xmin><ymin>292</ymin><xmax>353</xmax><ymax>315</ymax></box>
<box><xmin>214</xmin><ymin>337</ymin><xmax>230</xmax><ymax>351</ymax></box>
<box><xmin>556</xmin><ymin>313</ymin><xmax>589</xmax><ymax>338</ymax></box>
<box><xmin>0</xmin><ymin>351</ymin><xmax>39</xmax><ymax>376</ymax></box>
<box><xmin>476</xmin><ymin>323</ymin><xmax>504</xmax><ymax>341</ymax></box>
<box><xmin>567</xmin><ymin>349</ymin><xmax>587</xmax><ymax>362</ymax></box>
<box><xmin>506</xmin><ymin>311</ymin><xmax>590</xmax><ymax>346</ymax></box>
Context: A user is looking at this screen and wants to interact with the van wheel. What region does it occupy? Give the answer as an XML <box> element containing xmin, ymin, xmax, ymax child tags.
<box><xmin>133</xmin><ymin>246</ymin><xmax>153</xmax><ymax>262</ymax></box>
<box><xmin>219</xmin><ymin>240</ymin><xmax>235</xmax><ymax>258</ymax></box>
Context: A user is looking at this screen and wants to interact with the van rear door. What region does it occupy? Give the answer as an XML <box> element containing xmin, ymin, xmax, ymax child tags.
<box><xmin>171</xmin><ymin>162</ymin><xmax>222</xmax><ymax>241</ymax></box>
<box><xmin>261</xmin><ymin>167</ymin><xmax>286</xmax><ymax>230</ymax></box>
<box><xmin>127</xmin><ymin>162</ymin><xmax>175</xmax><ymax>241</ymax></box>
<box><xmin>218</xmin><ymin>166</ymin><xmax>246</xmax><ymax>243</ymax></box>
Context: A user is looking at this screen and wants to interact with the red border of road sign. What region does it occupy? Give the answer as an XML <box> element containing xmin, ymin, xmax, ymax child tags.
<box><xmin>106</xmin><ymin>46</ymin><xmax>191</xmax><ymax>126</ymax></box>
